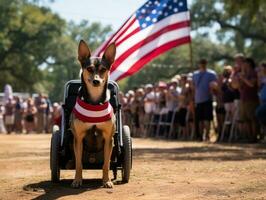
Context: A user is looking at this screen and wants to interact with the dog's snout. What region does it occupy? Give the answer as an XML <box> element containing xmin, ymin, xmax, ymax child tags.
<box><xmin>93</xmin><ymin>79</ymin><xmax>100</xmax><ymax>85</ymax></box>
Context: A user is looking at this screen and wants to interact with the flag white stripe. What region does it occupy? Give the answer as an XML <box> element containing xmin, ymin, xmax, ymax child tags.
<box><xmin>110</xmin><ymin>27</ymin><xmax>190</xmax><ymax>80</ymax></box>
<box><xmin>74</xmin><ymin>102</ymin><xmax>113</xmax><ymax>117</ymax></box>
<box><xmin>114</xmin><ymin>11</ymin><xmax>190</xmax><ymax>59</ymax></box>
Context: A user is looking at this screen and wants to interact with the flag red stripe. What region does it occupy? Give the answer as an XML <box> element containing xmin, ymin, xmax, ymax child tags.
<box><xmin>116</xmin><ymin>36</ymin><xmax>191</xmax><ymax>81</ymax></box>
<box><xmin>110</xmin><ymin>20</ymin><xmax>190</xmax><ymax>73</ymax></box>
<box><xmin>116</xmin><ymin>27</ymin><xmax>140</xmax><ymax>47</ymax></box>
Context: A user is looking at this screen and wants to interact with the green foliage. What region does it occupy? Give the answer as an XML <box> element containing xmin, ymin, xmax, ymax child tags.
<box><xmin>0</xmin><ymin>0</ymin><xmax>65</xmax><ymax>92</ymax></box>
<box><xmin>0</xmin><ymin>0</ymin><xmax>112</xmax><ymax>101</ymax></box>
<box><xmin>1</xmin><ymin>0</ymin><xmax>265</xmax><ymax>100</ymax></box>
<box><xmin>191</xmin><ymin>0</ymin><xmax>266</xmax><ymax>60</ymax></box>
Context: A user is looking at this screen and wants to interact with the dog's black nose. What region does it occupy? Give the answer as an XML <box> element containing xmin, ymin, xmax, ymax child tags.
<box><xmin>93</xmin><ymin>79</ymin><xmax>100</xmax><ymax>86</ymax></box>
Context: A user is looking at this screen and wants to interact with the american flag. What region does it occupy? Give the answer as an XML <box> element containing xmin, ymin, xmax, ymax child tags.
<box><xmin>94</xmin><ymin>0</ymin><xmax>191</xmax><ymax>81</ymax></box>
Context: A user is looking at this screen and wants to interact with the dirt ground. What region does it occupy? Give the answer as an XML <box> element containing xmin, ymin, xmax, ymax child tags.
<box><xmin>0</xmin><ymin>134</ymin><xmax>266</xmax><ymax>200</ymax></box>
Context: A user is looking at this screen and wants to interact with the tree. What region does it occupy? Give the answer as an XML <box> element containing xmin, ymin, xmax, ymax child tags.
<box><xmin>0</xmin><ymin>0</ymin><xmax>112</xmax><ymax>101</ymax></box>
<box><xmin>191</xmin><ymin>0</ymin><xmax>266</xmax><ymax>61</ymax></box>
<box><xmin>0</xmin><ymin>0</ymin><xmax>65</xmax><ymax>92</ymax></box>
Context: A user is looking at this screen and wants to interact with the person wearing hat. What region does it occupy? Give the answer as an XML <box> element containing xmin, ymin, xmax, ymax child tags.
<box><xmin>4</xmin><ymin>97</ymin><xmax>15</xmax><ymax>134</ymax></box>
<box><xmin>192</xmin><ymin>58</ymin><xmax>217</xmax><ymax>141</ymax></box>
<box><xmin>237</xmin><ymin>58</ymin><xmax>259</xmax><ymax>142</ymax></box>
<box><xmin>143</xmin><ymin>84</ymin><xmax>155</xmax><ymax>137</ymax></box>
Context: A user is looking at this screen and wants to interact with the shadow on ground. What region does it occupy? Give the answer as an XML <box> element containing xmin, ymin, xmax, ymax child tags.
<box><xmin>133</xmin><ymin>143</ymin><xmax>266</xmax><ymax>161</ymax></box>
<box><xmin>23</xmin><ymin>179</ymin><xmax>123</xmax><ymax>200</ymax></box>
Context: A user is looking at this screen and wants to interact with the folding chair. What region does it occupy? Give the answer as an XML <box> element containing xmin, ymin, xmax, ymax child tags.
<box><xmin>156</xmin><ymin>109</ymin><xmax>177</xmax><ymax>139</ymax></box>
<box><xmin>146</xmin><ymin>113</ymin><xmax>159</xmax><ymax>137</ymax></box>
<box><xmin>220</xmin><ymin>110</ymin><xmax>231</xmax><ymax>142</ymax></box>
<box><xmin>228</xmin><ymin>109</ymin><xmax>239</xmax><ymax>142</ymax></box>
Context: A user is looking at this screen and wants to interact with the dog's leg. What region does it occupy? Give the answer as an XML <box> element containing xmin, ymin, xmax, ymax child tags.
<box><xmin>102</xmin><ymin>126</ymin><xmax>114</xmax><ymax>188</ymax></box>
<box><xmin>72</xmin><ymin>131</ymin><xmax>86</xmax><ymax>188</ymax></box>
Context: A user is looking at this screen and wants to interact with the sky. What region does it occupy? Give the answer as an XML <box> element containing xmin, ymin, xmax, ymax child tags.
<box><xmin>46</xmin><ymin>0</ymin><xmax>219</xmax><ymax>42</ymax></box>
<box><xmin>47</xmin><ymin>0</ymin><xmax>193</xmax><ymax>30</ymax></box>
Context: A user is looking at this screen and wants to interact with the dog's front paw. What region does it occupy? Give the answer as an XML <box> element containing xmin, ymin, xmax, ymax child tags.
<box><xmin>71</xmin><ymin>178</ymin><xmax>82</xmax><ymax>188</ymax></box>
<box><xmin>103</xmin><ymin>180</ymin><xmax>113</xmax><ymax>188</ymax></box>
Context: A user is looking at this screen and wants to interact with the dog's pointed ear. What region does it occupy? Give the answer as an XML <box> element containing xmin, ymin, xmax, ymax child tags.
<box><xmin>78</xmin><ymin>40</ymin><xmax>91</xmax><ymax>62</ymax></box>
<box><xmin>102</xmin><ymin>43</ymin><xmax>116</xmax><ymax>69</ymax></box>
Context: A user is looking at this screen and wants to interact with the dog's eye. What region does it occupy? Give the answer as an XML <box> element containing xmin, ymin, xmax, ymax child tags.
<box><xmin>100</xmin><ymin>68</ymin><xmax>107</xmax><ymax>73</ymax></box>
<box><xmin>86</xmin><ymin>67</ymin><xmax>93</xmax><ymax>73</ymax></box>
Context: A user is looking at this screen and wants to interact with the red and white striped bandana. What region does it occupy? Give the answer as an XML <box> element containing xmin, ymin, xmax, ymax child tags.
<box><xmin>73</xmin><ymin>97</ymin><xmax>113</xmax><ymax>123</ymax></box>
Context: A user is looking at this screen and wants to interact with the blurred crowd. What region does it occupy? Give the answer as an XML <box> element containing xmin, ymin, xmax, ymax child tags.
<box><xmin>0</xmin><ymin>93</ymin><xmax>61</xmax><ymax>134</ymax></box>
<box><xmin>1</xmin><ymin>54</ymin><xmax>266</xmax><ymax>143</ymax></box>
<box><xmin>120</xmin><ymin>55</ymin><xmax>266</xmax><ymax>143</ymax></box>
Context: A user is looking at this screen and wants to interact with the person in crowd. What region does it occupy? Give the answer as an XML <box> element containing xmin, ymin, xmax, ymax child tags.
<box><xmin>128</xmin><ymin>90</ymin><xmax>139</xmax><ymax>137</ymax></box>
<box><xmin>129</xmin><ymin>88</ymin><xmax>143</xmax><ymax>137</ymax></box>
<box><xmin>124</xmin><ymin>90</ymin><xmax>135</xmax><ymax>132</ymax></box>
<box><xmin>237</xmin><ymin>58</ymin><xmax>259</xmax><ymax>142</ymax></box>
<box><xmin>134</xmin><ymin>88</ymin><xmax>145</xmax><ymax>137</ymax></box>
<box><xmin>230</xmin><ymin>54</ymin><xmax>244</xmax><ymax>135</ymax></box>
<box><xmin>24</xmin><ymin>98</ymin><xmax>37</xmax><ymax>134</ymax></box>
<box><xmin>221</xmin><ymin>66</ymin><xmax>235</xmax><ymax>121</ymax></box>
<box><xmin>165</xmin><ymin>79</ymin><xmax>179</xmax><ymax>138</ymax></box>
<box><xmin>176</xmin><ymin>75</ymin><xmax>189</xmax><ymax>139</ymax></box>
<box><xmin>4</xmin><ymin>97</ymin><xmax>15</xmax><ymax>134</ymax></box>
<box><xmin>44</xmin><ymin>95</ymin><xmax>53</xmax><ymax>133</ymax></box>
<box><xmin>119</xmin><ymin>91</ymin><xmax>128</xmax><ymax>125</ymax></box>
<box><xmin>155</xmin><ymin>82</ymin><xmax>168</xmax><ymax>137</ymax></box>
<box><xmin>14</xmin><ymin>96</ymin><xmax>23</xmax><ymax>133</ymax></box>
<box><xmin>218</xmin><ymin>65</ymin><xmax>235</xmax><ymax>140</ymax></box>
<box><xmin>173</xmin><ymin>75</ymin><xmax>182</xmax><ymax>92</ymax></box>
<box><xmin>52</xmin><ymin>102</ymin><xmax>62</xmax><ymax>127</ymax></box>
<box><xmin>256</xmin><ymin>61</ymin><xmax>266</xmax><ymax>140</ymax></box>
<box><xmin>143</xmin><ymin>84</ymin><xmax>156</xmax><ymax>137</ymax></box>
<box><xmin>35</xmin><ymin>93</ymin><xmax>47</xmax><ymax>133</ymax></box>
<box><xmin>0</xmin><ymin>104</ymin><xmax>6</xmax><ymax>134</ymax></box>
<box><xmin>119</xmin><ymin>91</ymin><xmax>127</xmax><ymax>108</ymax></box>
<box><xmin>185</xmin><ymin>75</ymin><xmax>195</xmax><ymax>139</ymax></box>
<box><xmin>231</xmin><ymin>53</ymin><xmax>244</xmax><ymax>91</ymax></box>
<box><xmin>215</xmin><ymin>73</ymin><xmax>225</xmax><ymax>137</ymax></box>
<box><xmin>192</xmin><ymin>59</ymin><xmax>217</xmax><ymax>141</ymax></box>
<box><xmin>144</xmin><ymin>84</ymin><xmax>155</xmax><ymax>114</ymax></box>
<box><xmin>166</xmin><ymin>79</ymin><xmax>179</xmax><ymax>112</ymax></box>
<box><xmin>21</xmin><ymin>98</ymin><xmax>28</xmax><ymax>133</ymax></box>
<box><xmin>157</xmin><ymin>81</ymin><xmax>168</xmax><ymax>114</ymax></box>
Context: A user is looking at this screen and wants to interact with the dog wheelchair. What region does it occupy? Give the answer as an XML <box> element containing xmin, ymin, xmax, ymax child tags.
<box><xmin>50</xmin><ymin>80</ymin><xmax>132</xmax><ymax>183</ymax></box>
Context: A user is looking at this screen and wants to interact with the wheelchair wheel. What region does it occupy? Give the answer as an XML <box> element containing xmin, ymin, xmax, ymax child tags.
<box><xmin>122</xmin><ymin>125</ymin><xmax>132</xmax><ymax>183</ymax></box>
<box><xmin>50</xmin><ymin>130</ymin><xmax>60</xmax><ymax>182</ymax></box>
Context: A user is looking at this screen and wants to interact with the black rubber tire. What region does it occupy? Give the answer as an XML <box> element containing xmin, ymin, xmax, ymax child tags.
<box><xmin>122</xmin><ymin>125</ymin><xmax>132</xmax><ymax>183</ymax></box>
<box><xmin>50</xmin><ymin>131</ymin><xmax>61</xmax><ymax>183</ymax></box>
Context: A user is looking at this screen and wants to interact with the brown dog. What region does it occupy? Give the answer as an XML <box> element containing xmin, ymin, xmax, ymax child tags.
<box><xmin>70</xmin><ymin>40</ymin><xmax>116</xmax><ymax>188</ymax></box>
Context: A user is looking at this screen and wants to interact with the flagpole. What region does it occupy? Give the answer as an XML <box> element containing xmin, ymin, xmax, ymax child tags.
<box><xmin>188</xmin><ymin>7</ymin><xmax>193</xmax><ymax>70</ymax></box>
